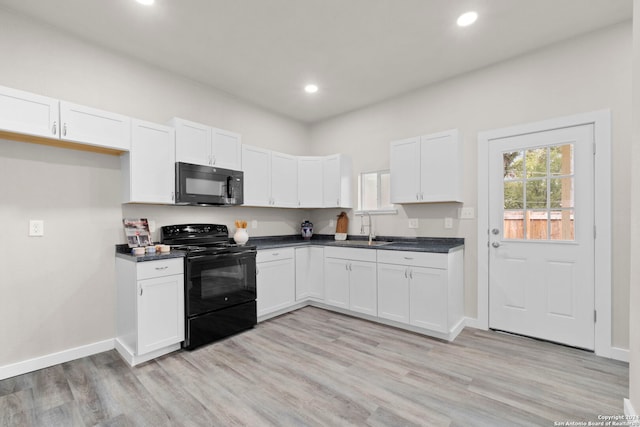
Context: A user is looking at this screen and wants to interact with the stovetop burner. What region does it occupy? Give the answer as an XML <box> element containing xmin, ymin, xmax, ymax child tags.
<box><xmin>161</xmin><ymin>224</ymin><xmax>255</xmax><ymax>256</ymax></box>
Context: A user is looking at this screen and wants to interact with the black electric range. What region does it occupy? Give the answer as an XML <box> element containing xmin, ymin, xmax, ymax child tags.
<box><xmin>160</xmin><ymin>224</ymin><xmax>257</xmax><ymax>350</ymax></box>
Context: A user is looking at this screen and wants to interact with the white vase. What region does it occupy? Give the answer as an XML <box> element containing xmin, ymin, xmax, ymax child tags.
<box><xmin>233</xmin><ymin>228</ymin><xmax>249</xmax><ymax>245</ymax></box>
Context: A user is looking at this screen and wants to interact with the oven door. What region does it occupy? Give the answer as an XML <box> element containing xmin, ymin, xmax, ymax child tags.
<box><xmin>185</xmin><ymin>251</ymin><xmax>256</xmax><ymax>317</ymax></box>
<box><xmin>175</xmin><ymin>162</ymin><xmax>243</xmax><ymax>206</ymax></box>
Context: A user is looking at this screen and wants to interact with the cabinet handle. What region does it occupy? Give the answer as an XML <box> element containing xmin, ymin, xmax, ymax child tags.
<box><xmin>337</xmin><ymin>198</ymin><xmax>340</xmax><ymax>206</ymax></box>
<box><xmin>420</xmin><ymin>193</ymin><xmax>424</xmax><ymax>200</ymax></box>
<box><xmin>256</xmin><ymin>267</ymin><xmax>260</xmax><ymax>275</ymax></box>
<box><xmin>155</xmin><ymin>266</ymin><xmax>168</xmax><ymax>270</ymax></box>
<box><xmin>272</xmin><ymin>253</ymin><xmax>279</xmax><ymax>256</ymax></box>
<box><xmin>404</xmin><ymin>269</ymin><xmax>408</xmax><ymax>278</ymax></box>
<box><xmin>140</xmin><ymin>287</ymin><xmax>143</xmax><ymax>296</ymax></box>
<box><xmin>409</xmin><ymin>269</ymin><xmax>413</xmax><ymax>279</ymax></box>
<box><xmin>52</xmin><ymin>121</ymin><xmax>57</xmax><ymax>135</ymax></box>
<box><xmin>212</xmin><ymin>156</ymin><xmax>216</xmax><ymax>165</ymax></box>
<box><xmin>404</xmin><ymin>257</ymin><xmax>413</xmax><ymax>260</ymax></box>
<box><xmin>171</xmin><ymin>192</ymin><xmax>174</xmax><ymax>201</ymax></box>
<box><xmin>63</xmin><ymin>123</ymin><xmax>67</xmax><ymax>136</ymax></box>
<box><xmin>416</xmin><ymin>193</ymin><xmax>419</xmax><ymax>200</ymax></box>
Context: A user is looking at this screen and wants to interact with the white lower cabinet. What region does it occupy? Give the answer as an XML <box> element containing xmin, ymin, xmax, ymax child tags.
<box><xmin>324</xmin><ymin>247</ymin><xmax>377</xmax><ymax>316</ymax></box>
<box><xmin>377</xmin><ymin>249</ymin><xmax>464</xmax><ymax>338</ymax></box>
<box><xmin>257</xmin><ymin>248</ymin><xmax>296</xmax><ymax>319</ymax></box>
<box><xmin>115</xmin><ymin>257</ymin><xmax>185</xmax><ymax>366</ymax></box>
<box><xmin>295</xmin><ymin>246</ymin><xmax>324</xmax><ymax>301</ymax></box>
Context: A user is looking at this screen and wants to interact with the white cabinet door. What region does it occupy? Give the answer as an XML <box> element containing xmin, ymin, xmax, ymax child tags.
<box><xmin>242</xmin><ymin>145</ymin><xmax>272</xmax><ymax>206</ymax></box>
<box><xmin>295</xmin><ymin>246</ymin><xmax>324</xmax><ymax>301</ymax></box>
<box><xmin>0</xmin><ymin>85</ymin><xmax>59</xmax><ymax>138</ymax></box>
<box><xmin>137</xmin><ymin>274</ymin><xmax>185</xmax><ymax>355</ymax></box>
<box><xmin>322</xmin><ymin>154</ymin><xmax>351</xmax><ymax>208</ymax></box>
<box><xmin>172</xmin><ymin>118</ymin><xmax>211</xmax><ymax>166</ymax></box>
<box><xmin>298</xmin><ymin>157</ymin><xmax>324</xmax><ymax>208</ymax></box>
<box><xmin>377</xmin><ymin>263</ymin><xmax>410</xmax><ymax>323</ymax></box>
<box><xmin>257</xmin><ymin>259</ymin><xmax>295</xmax><ymax>317</ymax></box>
<box><xmin>124</xmin><ymin>119</ymin><xmax>175</xmax><ymax>204</ymax></box>
<box><xmin>271</xmin><ymin>152</ymin><xmax>298</xmax><ymax>207</ymax></box>
<box><xmin>410</xmin><ymin>266</ymin><xmax>448</xmax><ymax>333</ymax></box>
<box><xmin>390</xmin><ymin>137</ymin><xmax>421</xmax><ymax>203</ymax></box>
<box><xmin>420</xmin><ymin>131</ymin><xmax>461</xmax><ymax>202</ymax></box>
<box><xmin>324</xmin><ymin>258</ymin><xmax>350</xmax><ymax>309</ymax></box>
<box><xmin>60</xmin><ymin>101</ymin><xmax>130</xmax><ymax>151</ymax></box>
<box><xmin>211</xmin><ymin>127</ymin><xmax>241</xmax><ymax>170</ymax></box>
<box><xmin>348</xmin><ymin>261</ymin><xmax>377</xmax><ymax>316</ymax></box>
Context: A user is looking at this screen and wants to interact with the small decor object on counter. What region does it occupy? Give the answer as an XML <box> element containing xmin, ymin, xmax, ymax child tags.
<box><xmin>336</xmin><ymin>212</ymin><xmax>348</xmax><ymax>240</ymax></box>
<box><xmin>234</xmin><ymin>220</ymin><xmax>249</xmax><ymax>245</ymax></box>
<box><xmin>301</xmin><ymin>220</ymin><xmax>313</xmax><ymax>240</ymax></box>
<box><xmin>123</xmin><ymin>218</ymin><xmax>151</xmax><ymax>247</ymax></box>
<box><xmin>131</xmin><ymin>247</ymin><xmax>145</xmax><ymax>256</ymax></box>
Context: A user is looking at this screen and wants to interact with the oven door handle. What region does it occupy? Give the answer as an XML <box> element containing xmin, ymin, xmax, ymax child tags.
<box><xmin>187</xmin><ymin>251</ymin><xmax>255</xmax><ymax>262</ymax></box>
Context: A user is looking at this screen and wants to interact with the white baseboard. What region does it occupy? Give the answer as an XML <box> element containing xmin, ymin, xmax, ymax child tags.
<box><xmin>0</xmin><ymin>339</ymin><xmax>114</xmax><ymax>380</ymax></box>
<box><xmin>464</xmin><ymin>316</ymin><xmax>487</xmax><ymax>330</ymax></box>
<box><xmin>610</xmin><ymin>346</ymin><xmax>630</xmax><ymax>363</ymax></box>
<box><xmin>625</xmin><ymin>398</ymin><xmax>637</xmax><ymax>418</ymax></box>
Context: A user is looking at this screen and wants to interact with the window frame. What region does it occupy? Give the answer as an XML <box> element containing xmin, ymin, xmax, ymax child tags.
<box><xmin>356</xmin><ymin>170</ymin><xmax>397</xmax><ymax>215</ymax></box>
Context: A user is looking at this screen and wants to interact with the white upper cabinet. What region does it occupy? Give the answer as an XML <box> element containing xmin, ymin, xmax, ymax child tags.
<box><xmin>0</xmin><ymin>85</ymin><xmax>59</xmax><ymax>138</ymax></box>
<box><xmin>212</xmin><ymin>127</ymin><xmax>242</xmax><ymax>170</ymax></box>
<box><xmin>298</xmin><ymin>157</ymin><xmax>324</xmax><ymax>208</ymax></box>
<box><xmin>171</xmin><ymin>117</ymin><xmax>242</xmax><ymax>170</ymax></box>
<box><xmin>242</xmin><ymin>144</ymin><xmax>272</xmax><ymax>206</ymax></box>
<box><xmin>172</xmin><ymin>118</ymin><xmax>211</xmax><ymax>166</ymax></box>
<box><xmin>0</xmin><ymin>85</ymin><xmax>131</xmax><ymax>151</ymax></box>
<box><xmin>122</xmin><ymin>119</ymin><xmax>176</xmax><ymax>204</ymax></box>
<box><xmin>390</xmin><ymin>129</ymin><xmax>462</xmax><ymax>203</ymax></box>
<box><xmin>323</xmin><ymin>154</ymin><xmax>352</xmax><ymax>208</ymax></box>
<box><xmin>270</xmin><ymin>151</ymin><xmax>298</xmax><ymax>207</ymax></box>
<box><xmin>60</xmin><ymin>101</ymin><xmax>131</xmax><ymax>151</ymax></box>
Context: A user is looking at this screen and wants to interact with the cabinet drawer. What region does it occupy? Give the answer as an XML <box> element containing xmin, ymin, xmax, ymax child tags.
<box><xmin>257</xmin><ymin>247</ymin><xmax>294</xmax><ymax>263</ymax></box>
<box><xmin>377</xmin><ymin>250</ymin><xmax>447</xmax><ymax>269</ymax></box>
<box><xmin>137</xmin><ymin>258</ymin><xmax>184</xmax><ymax>281</ymax></box>
<box><xmin>324</xmin><ymin>246</ymin><xmax>377</xmax><ymax>262</ymax></box>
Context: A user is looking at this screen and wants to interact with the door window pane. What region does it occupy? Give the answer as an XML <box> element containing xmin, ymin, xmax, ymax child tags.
<box><xmin>502</xmin><ymin>143</ymin><xmax>575</xmax><ymax>241</ymax></box>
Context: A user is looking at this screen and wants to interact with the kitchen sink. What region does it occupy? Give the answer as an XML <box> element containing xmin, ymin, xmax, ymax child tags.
<box><xmin>332</xmin><ymin>240</ymin><xmax>394</xmax><ymax>247</ymax></box>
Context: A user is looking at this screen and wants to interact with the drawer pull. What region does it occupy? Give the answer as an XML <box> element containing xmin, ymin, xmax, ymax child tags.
<box><xmin>155</xmin><ymin>266</ymin><xmax>169</xmax><ymax>270</ymax></box>
<box><xmin>272</xmin><ymin>253</ymin><xmax>279</xmax><ymax>256</ymax></box>
<box><xmin>404</xmin><ymin>257</ymin><xmax>414</xmax><ymax>260</ymax></box>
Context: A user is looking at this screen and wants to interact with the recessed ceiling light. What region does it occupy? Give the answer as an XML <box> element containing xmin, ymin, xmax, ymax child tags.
<box><xmin>304</xmin><ymin>84</ymin><xmax>319</xmax><ymax>94</ymax></box>
<box><xmin>457</xmin><ymin>11</ymin><xmax>478</xmax><ymax>27</ymax></box>
<box><xmin>136</xmin><ymin>0</ymin><xmax>155</xmax><ymax>5</ymax></box>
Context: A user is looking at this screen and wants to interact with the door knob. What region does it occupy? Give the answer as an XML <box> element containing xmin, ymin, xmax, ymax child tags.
<box><xmin>492</xmin><ymin>242</ymin><xmax>500</xmax><ymax>248</ymax></box>
<box><xmin>491</xmin><ymin>228</ymin><xmax>500</xmax><ymax>235</ymax></box>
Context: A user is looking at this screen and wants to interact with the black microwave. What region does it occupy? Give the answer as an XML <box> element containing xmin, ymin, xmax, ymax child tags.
<box><xmin>175</xmin><ymin>162</ymin><xmax>244</xmax><ymax>206</ymax></box>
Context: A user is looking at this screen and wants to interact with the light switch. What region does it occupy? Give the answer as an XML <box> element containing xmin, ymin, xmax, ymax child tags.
<box><xmin>459</xmin><ymin>207</ymin><xmax>475</xmax><ymax>219</ymax></box>
<box><xmin>251</xmin><ymin>220</ymin><xmax>258</xmax><ymax>229</ymax></box>
<box><xmin>408</xmin><ymin>218</ymin><xmax>419</xmax><ymax>229</ymax></box>
<box><xmin>444</xmin><ymin>217</ymin><xmax>453</xmax><ymax>229</ymax></box>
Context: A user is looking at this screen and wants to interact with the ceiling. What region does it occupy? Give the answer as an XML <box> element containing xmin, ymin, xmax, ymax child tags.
<box><xmin>0</xmin><ymin>0</ymin><xmax>632</xmax><ymax>123</ymax></box>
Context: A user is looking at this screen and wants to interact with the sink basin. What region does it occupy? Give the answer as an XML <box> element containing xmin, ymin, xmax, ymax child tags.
<box><xmin>332</xmin><ymin>240</ymin><xmax>393</xmax><ymax>247</ymax></box>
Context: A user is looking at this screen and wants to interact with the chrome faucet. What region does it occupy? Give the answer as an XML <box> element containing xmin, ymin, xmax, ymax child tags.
<box><xmin>360</xmin><ymin>212</ymin><xmax>375</xmax><ymax>245</ymax></box>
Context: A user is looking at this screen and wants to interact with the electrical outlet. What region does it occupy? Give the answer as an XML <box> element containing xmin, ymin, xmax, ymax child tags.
<box><xmin>251</xmin><ymin>220</ymin><xmax>258</xmax><ymax>229</ymax></box>
<box><xmin>459</xmin><ymin>207</ymin><xmax>475</xmax><ymax>219</ymax></box>
<box><xmin>329</xmin><ymin>219</ymin><xmax>335</xmax><ymax>227</ymax></box>
<box><xmin>444</xmin><ymin>217</ymin><xmax>453</xmax><ymax>229</ymax></box>
<box><xmin>408</xmin><ymin>218</ymin><xmax>419</xmax><ymax>229</ymax></box>
<box><xmin>29</xmin><ymin>220</ymin><xmax>44</xmax><ymax>237</ymax></box>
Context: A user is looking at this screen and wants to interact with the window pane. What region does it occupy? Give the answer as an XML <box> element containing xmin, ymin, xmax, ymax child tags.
<box><xmin>525</xmin><ymin>179</ymin><xmax>547</xmax><ymax>209</ymax></box>
<box><xmin>526</xmin><ymin>147</ymin><xmax>547</xmax><ymax>178</ymax></box>
<box><xmin>550</xmin><ymin>144</ymin><xmax>574</xmax><ymax>176</ymax></box>
<box><xmin>380</xmin><ymin>172</ymin><xmax>391</xmax><ymax>208</ymax></box>
<box><xmin>362</xmin><ymin>172</ymin><xmax>377</xmax><ymax>211</ymax></box>
<box><xmin>550</xmin><ymin>177</ymin><xmax>574</xmax><ymax>208</ymax></box>
<box><xmin>503</xmin><ymin>151</ymin><xmax>523</xmax><ymax>179</ymax></box>
<box><xmin>526</xmin><ymin>210</ymin><xmax>548</xmax><ymax>240</ymax></box>
<box><xmin>550</xmin><ymin>210</ymin><xmax>575</xmax><ymax>241</ymax></box>
<box><xmin>504</xmin><ymin>181</ymin><xmax>523</xmax><ymax>209</ymax></box>
<box><xmin>503</xmin><ymin>210</ymin><xmax>524</xmax><ymax>240</ymax></box>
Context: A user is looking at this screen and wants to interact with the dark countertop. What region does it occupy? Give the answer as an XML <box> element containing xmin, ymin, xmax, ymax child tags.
<box><xmin>250</xmin><ymin>234</ymin><xmax>464</xmax><ymax>254</ymax></box>
<box><xmin>115</xmin><ymin>244</ymin><xmax>186</xmax><ymax>262</ymax></box>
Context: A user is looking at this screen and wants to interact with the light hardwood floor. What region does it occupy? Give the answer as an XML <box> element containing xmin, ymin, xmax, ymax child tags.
<box><xmin>0</xmin><ymin>307</ymin><xmax>629</xmax><ymax>426</ymax></box>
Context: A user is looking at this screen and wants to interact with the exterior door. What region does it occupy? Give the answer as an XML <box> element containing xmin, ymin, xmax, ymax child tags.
<box><xmin>488</xmin><ymin>124</ymin><xmax>595</xmax><ymax>350</ymax></box>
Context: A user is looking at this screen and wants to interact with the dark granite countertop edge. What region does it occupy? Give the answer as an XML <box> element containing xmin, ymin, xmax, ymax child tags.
<box><xmin>115</xmin><ymin>244</ymin><xmax>186</xmax><ymax>262</ymax></box>
<box><xmin>249</xmin><ymin>234</ymin><xmax>464</xmax><ymax>253</ymax></box>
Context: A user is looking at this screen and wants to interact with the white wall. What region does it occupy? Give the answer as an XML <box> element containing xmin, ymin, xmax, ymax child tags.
<box><xmin>309</xmin><ymin>23</ymin><xmax>632</xmax><ymax>349</ymax></box>
<box><xmin>0</xmin><ymin>8</ymin><xmax>308</xmax><ymax>367</ymax></box>
<box><xmin>628</xmin><ymin>0</ymin><xmax>640</xmax><ymax>412</ymax></box>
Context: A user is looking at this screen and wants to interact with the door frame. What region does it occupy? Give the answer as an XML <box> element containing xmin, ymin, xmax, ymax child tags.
<box><xmin>475</xmin><ymin>110</ymin><xmax>612</xmax><ymax>358</ymax></box>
